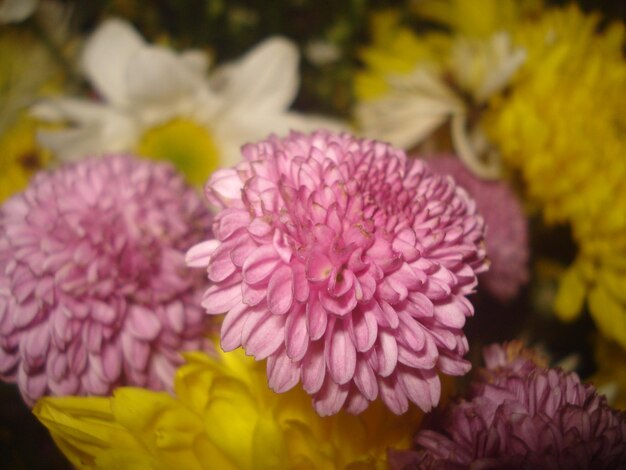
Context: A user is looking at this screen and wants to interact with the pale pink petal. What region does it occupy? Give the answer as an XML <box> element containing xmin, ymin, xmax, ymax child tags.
<box><xmin>128</xmin><ymin>306</ymin><xmax>161</xmax><ymax>341</ymax></box>
<box><xmin>202</xmin><ymin>282</ymin><xmax>242</xmax><ymax>314</ymax></box>
<box><xmin>267</xmin><ymin>349</ymin><xmax>300</xmax><ymax>393</ymax></box>
<box><xmin>325</xmin><ymin>319</ymin><xmax>357</xmax><ymax>385</ymax></box>
<box><xmin>267</xmin><ymin>265</ymin><xmax>294</xmax><ymax>315</ymax></box>
<box><xmin>285</xmin><ymin>306</ymin><xmax>309</xmax><ymax>361</ymax></box>
<box><xmin>313</xmin><ymin>377</ymin><xmax>349</xmax><ymax>417</ymax></box>
<box><xmin>185</xmin><ymin>239</ymin><xmax>220</xmax><ymax>268</ymax></box>
<box><xmin>301</xmin><ymin>341</ymin><xmax>325</xmax><ymax>394</ymax></box>
<box><xmin>242</xmin><ymin>245</ymin><xmax>280</xmax><ymax>285</ymax></box>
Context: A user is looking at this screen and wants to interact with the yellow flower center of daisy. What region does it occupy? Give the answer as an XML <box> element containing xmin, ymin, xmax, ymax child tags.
<box><xmin>136</xmin><ymin>119</ymin><xmax>220</xmax><ymax>186</ymax></box>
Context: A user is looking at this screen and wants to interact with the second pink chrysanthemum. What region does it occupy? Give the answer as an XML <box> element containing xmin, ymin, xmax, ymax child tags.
<box><xmin>188</xmin><ymin>131</ymin><xmax>488</xmax><ymax>415</ymax></box>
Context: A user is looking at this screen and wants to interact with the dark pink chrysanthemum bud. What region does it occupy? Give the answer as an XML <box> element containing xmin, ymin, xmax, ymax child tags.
<box><xmin>390</xmin><ymin>342</ymin><xmax>626</xmax><ymax>469</ymax></box>
<box><xmin>427</xmin><ymin>156</ymin><xmax>529</xmax><ymax>302</ymax></box>
<box><xmin>187</xmin><ymin>131</ymin><xmax>488</xmax><ymax>416</ymax></box>
<box><xmin>0</xmin><ymin>155</ymin><xmax>213</xmax><ymax>405</ymax></box>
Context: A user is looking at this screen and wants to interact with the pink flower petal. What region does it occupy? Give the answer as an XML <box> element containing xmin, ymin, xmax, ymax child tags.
<box><xmin>398</xmin><ymin>367</ymin><xmax>440</xmax><ymax>412</ymax></box>
<box><xmin>306</xmin><ymin>297</ymin><xmax>328</xmax><ymax>341</ymax></box>
<box><xmin>185</xmin><ymin>239</ymin><xmax>220</xmax><ymax>268</ymax></box>
<box><xmin>215</xmin><ymin>209</ymin><xmax>250</xmax><ymax>240</ymax></box>
<box><xmin>101</xmin><ymin>341</ymin><xmax>122</xmax><ymax>382</ymax></box>
<box><xmin>301</xmin><ymin>341</ymin><xmax>325</xmax><ymax>394</ymax></box>
<box><xmin>345</xmin><ymin>391</ymin><xmax>369</xmax><ymax>415</ymax></box>
<box><xmin>242</xmin><ymin>311</ymin><xmax>285</xmax><ymax>360</ymax></box>
<box><xmin>375</xmin><ymin>330</ymin><xmax>398</xmax><ymax>377</ymax></box>
<box><xmin>285</xmin><ymin>306</ymin><xmax>308</xmax><ymax>361</ymax></box>
<box><xmin>242</xmin><ymin>245</ymin><xmax>280</xmax><ymax>284</ymax></box>
<box><xmin>128</xmin><ymin>305</ymin><xmax>162</xmax><ymax>341</ymax></box>
<box><xmin>305</xmin><ymin>253</ymin><xmax>333</xmax><ymax>282</ymax></box>
<box><xmin>267</xmin><ymin>265</ymin><xmax>294</xmax><ymax>315</ymax></box>
<box><xmin>202</xmin><ymin>281</ymin><xmax>242</xmax><ymax>314</ymax></box>
<box><xmin>353</xmin><ymin>358</ymin><xmax>378</xmax><ymax>401</ymax></box>
<box><xmin>207</xmin><ymin>245</ymin><xmax>238</xmax><ymax>283</ymax></box>
<box><xmin>348</xmin><ymin>307</ymin><xmax>378</xmax><ymax>352</ymax></box>
<box><xmin>313</xmin><ymin>376</ymin><xmax>349</xmax><ymax>417</ymax></box>
<box><xmin>319</xmin><ymin>289</ymin><xmax>357</xmax><ymax>317</ymax></box>
<box><xmin>325</xmin><ymin>319</ymin><xmax>356</xmax><ymax>385</ymax></box>
<box><xmin>207</xmin><ymin>169</ymin><xmax>244</xmax><ymax>206</ymax></box>
<box><xmin>379</xmin><ymin>376</ymin><xmax>409</xmax><ymax>414</ymax></box>
<box><xmin>267</xmin><ymin>349</ymin><xmax>300</xmax><ymax>393</ymax></box>
<box><xmin>220</xmin><ymin>301</ymin><xmax>248</xmax><ymax>351</ymax></box>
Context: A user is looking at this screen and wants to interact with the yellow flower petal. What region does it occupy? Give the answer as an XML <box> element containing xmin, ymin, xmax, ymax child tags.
<box><xmin>554</xmin><ymin>265</ymin><xmax>586</xmax><ymax>321</ymax></box>
<box><xmin>35</xmin><ymin>349</ymin><xmax>424</xmax><ymax>469</ymax></box>
<box><xmin>589</xmin><ymin>286</ymin><xmax>626</xmax><ymax>350</ymax></box>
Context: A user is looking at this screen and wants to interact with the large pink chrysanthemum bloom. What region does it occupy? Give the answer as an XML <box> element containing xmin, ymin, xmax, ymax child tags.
<box><xmin>389</xmin><ymin>342</ymin><xmax>626</xmax><ymax>469</ymax></box>
<box><xmin>187</xmin><ymin>131</ymin><xmax>487</xmax><ymax>416</ymax></box>
<box><xmin>427</xmin><ymin>156</ymin><xmax>529</xmax><ymax>302</ymax></box>
<box><xmin>0</xmin><ymin>155</ymin><xmax>213</xmax><ymax>405</ymax></box>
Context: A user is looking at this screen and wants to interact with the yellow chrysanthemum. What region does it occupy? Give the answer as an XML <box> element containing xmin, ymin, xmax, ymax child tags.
<box><xmin>0</xmin><ymin>114</ymin><xmax>51</xmax><ymax>202</ymax></box>
<box><xmin>485</xmin><ymin>5</ymin><xmax>626</xmax><ymax>227</ymax></box>
<box><xmin>35</xmin><ymin>348</ymin><xmax>423</xmax><ymax>469</ymax></box>
<box><xmin>355</xmin><ymin>11</ymin><xmax>451</xmax><ymax>101</ymax></box>
<box><xmin>410</xmin><ymin>0</ymin><xmax>542</xmax><ymax>38</ymax></box>
<box><xmin>483</xmin><ymin>5</ymin><xmax>626</xmax><ymax>347</ymax></box>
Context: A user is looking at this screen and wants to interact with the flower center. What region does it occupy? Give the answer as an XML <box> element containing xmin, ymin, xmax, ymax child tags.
<box><xmin>136</xmin><ymin>119</ymin><xmax>220</xmax><ymax>186</ymax></box>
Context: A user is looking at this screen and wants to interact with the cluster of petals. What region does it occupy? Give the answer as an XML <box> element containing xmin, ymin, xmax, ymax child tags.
<box><xmin>34</xmin><ymin>348</ymin><xmax>421</xmax><ymax>469</ymax></box>
<box><xmin>188</xmin><ymin>130</ymin><xmax>487</xmax><ymax>416</ymax></box>
<box><xmin>427</xmin><ymin>156</ymin><xmax>529</xmax><ymax>302</ymax></box>
<box><xmin>390</xmin><ymin>342</ymin><xmax>626</xmax><ymax>469</ymax></box>
<box><xmin>0</xmin><ymin>154</ymin><xmax>213</xmax><ymax>405</ymax></box>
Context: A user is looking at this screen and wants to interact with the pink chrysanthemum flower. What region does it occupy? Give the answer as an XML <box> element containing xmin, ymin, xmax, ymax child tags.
<box><xmin>427</xmin><ymin>156</ymin><xmax>529</xmax><ymax>302</ymax></box>
<box><xmin>187</xmin><ymin>131</ymin><xmax>487</xmax><ymax>416</ymax></box>
<box><xmin>0</xmin><ymin>155</ymin><xmax>213</xmax><ymax>405</ymax></box>
<box><xmin>389</xmin><ymin>342</ymin><xmax>626</xmax><ymax>469</ymax></box>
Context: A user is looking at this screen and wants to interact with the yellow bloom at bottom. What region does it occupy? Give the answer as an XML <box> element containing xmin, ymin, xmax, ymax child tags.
<box><xmin>0</xmin><ymin>114</ymin><xmax>51</xmax><ymax>202</ymax></box>
<box><xmin>34</xmin><ymin>348</ymin><xmax>424</xmax><ymax>469</ymax></box>
<box><xmin>136</xmin><ymin>119</ymin><xmax>221</xmax><ymax>186</ymax></box>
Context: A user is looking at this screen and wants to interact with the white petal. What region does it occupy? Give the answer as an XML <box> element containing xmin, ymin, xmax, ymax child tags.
<box><xmin>81</xmin><ymin>18</ymin><xmax>145</xmax><ymax>105</ymax></box>
<box><xmin>356</xmin><ymin>94</ymin><xmax>453</xmax><ymax>150</ymax></box>
<box><xmin>357</xmin><ymin>69</ymin><xmax>460</xmax><ymax>149</ymax></box>
<box><xmin>451</xmin><ymin>115</ymin><xmax>502</xmax><ymax>179</ymax></box>
<box><xmin>36</xmin><ymin>127</ymin><xmax>109</xmax><ymax>161</ymax></box>
<box><xmin>31</xmin><ymin>98</ymin><xmax>110</xmax><ymax>124</ymax></box>
<box><xmin>126</xmin><ymin>47</ymin><xmax>207</xmax><ymax>107</ymax></box>
<box><xmin>214</xmin><ymin>111</ymin><xmax>347</xmax><ymax>167</ymax></box>
<box><xmin>181</xmin><ymin>50</ymin><xmax>210</xmax><ymax>74</ymax></box>
<box><xmin>216</xmin><ymin>36</ymin><xmax>299</xmax><ymax>114</ymax></box>
<box><xmin>37</xmin><ymin>120</ymin><xmax>137</xmax><ymax>161</ymax></box>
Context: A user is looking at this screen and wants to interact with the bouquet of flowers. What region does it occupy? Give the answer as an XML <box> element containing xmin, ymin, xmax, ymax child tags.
<box><xmin>1</xmin><ymin>0</ymin><xmax>625</xmax><ymax>468</ymax></box>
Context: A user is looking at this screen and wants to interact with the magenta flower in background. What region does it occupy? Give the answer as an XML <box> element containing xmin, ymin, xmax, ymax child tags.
<box><xmin>0</xmin><ymin>155</ymin><xmax>213</xmax><ymax>405</ymax></box>
<box><xmin>187</xmin><ymin>130</ymin><xmax>487</xmax><ymax>416</ymax></box>
<box><xmin>389</xmin><ymin>342</ymin><xmax>626</xmax><ymax>469</ymax></box>
<box><xmin>427</xmin><ymin>156</ymin><xmax>529</xmax><ymax>302</ymax></box>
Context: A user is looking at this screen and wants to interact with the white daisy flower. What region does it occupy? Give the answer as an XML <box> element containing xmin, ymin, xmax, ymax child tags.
<box><xmin>32</xmin><ymin>18</ymin><xmax>344</xmax><ymax>183</ymax></box>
